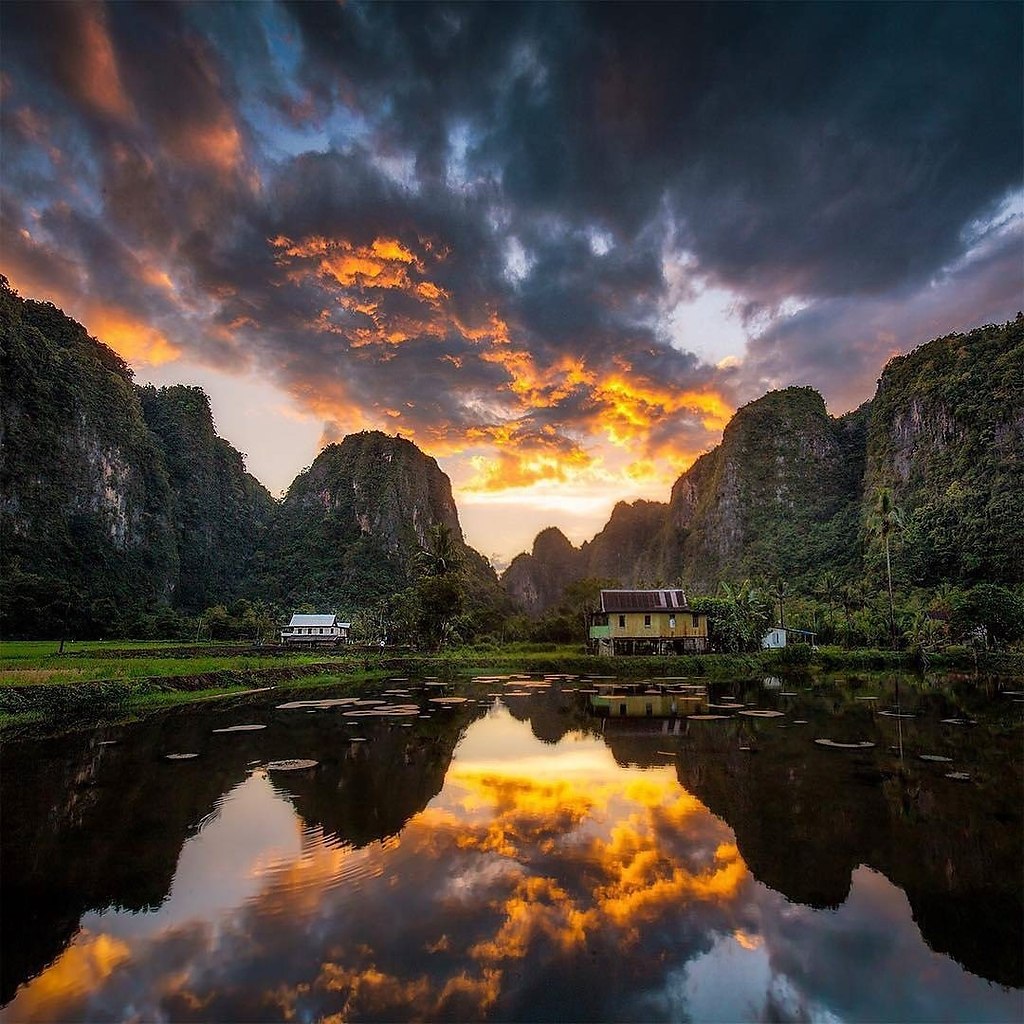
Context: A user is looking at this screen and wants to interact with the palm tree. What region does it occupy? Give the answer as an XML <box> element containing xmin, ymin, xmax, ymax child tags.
<box><xmin>867</xmin><ymin>487</ymin><xmax>904</xmax><ymax>649</ymax></box>
<box><xmin>816</xmin><ymin>570</ymin><xmax>839</xmax><ymax>639</ymax></box>
<box><xmin>770</xmin><ymin>578</ymin><xmax>790</xmax><ymax>630</ymax></box>
<box><xmin>839</xmin><ymin>580</ymin><xmax>864</xmax><ymax>649</ymax></box>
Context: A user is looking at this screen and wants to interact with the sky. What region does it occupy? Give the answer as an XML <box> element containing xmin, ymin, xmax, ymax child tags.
<box><xmin>2</xmin><ymin>2</ymin><xmax>1022</xmax><ymax>565</ymax></box>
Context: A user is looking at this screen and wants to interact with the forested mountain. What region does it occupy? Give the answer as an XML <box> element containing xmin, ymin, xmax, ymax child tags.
<box><xmin>0</xmin><ymin>282</ymin><xmax>505</xmax><ymax>638</ymax></box>
<box><xmin>2</xmin><ymin>278</ymin><xmax>1019</xmax><ymax>639</ymax></box>
<box><xmin>138</xmin><ymin>385</ymin><xmax>275</xmax><ymax>611</ymax></box>
<box><xmin>251</xmin><ymin>430</ymin><xmax>502</xmax><ymax>618</ymax></box>
<box><xmin>1</xmin><ymin>281</ymin><xmax>180</xmax><ymax>635</ymax></box>
<box><xmin>504</xmin><ymin>316</ymin><xmax>1024</xmax><ymax>614</ymax></box>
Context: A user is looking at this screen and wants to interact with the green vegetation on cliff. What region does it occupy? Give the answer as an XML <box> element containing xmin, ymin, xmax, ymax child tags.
<box><xmin>0</xmin><ymin>280</ymin><xmax>179</xmax><ymax>637</ymax></box>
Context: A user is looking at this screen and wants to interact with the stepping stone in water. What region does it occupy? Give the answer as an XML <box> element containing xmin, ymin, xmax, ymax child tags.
<box><xmin>919</xmin><ymin>754</ymin><xmax>953</xmax><ymax>763</ymax></box>
<box><xmin>165</xmin><ymin>753</ymin><xmax>198</xmax><ymax>760</ymax></box>
<box><xmin>739</xmin><ymin>710</ymin><xmax>785</xmax><ymax>718</ymax></box>
<box><xmin>945</xmin><ymin>772</ymin><xmax>971</xmax><ymax>782</ymax></box>
<box><xmin>212</xmin><ymin>724</ymin><xmax>267</xmax><ymax>733</ymax></box>
<box><xmin>689</xmin><ymin>714</ymin><xmax>730</xmax><ymax>721</ymax></box>
<box><xmin>267</xmin><ymin>759</ymin><xmax>319</xmax><ymax>771</ymax></box>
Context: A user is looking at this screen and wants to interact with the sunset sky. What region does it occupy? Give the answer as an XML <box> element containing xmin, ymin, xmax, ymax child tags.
<box><xmin>3</xmin><ymin>2</ymin><xmax>1021</xmax><ymax>563</ymax></box>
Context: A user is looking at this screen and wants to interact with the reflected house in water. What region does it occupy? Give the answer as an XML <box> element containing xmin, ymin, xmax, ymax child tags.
<box><xmin>280</xmin><ymin>613</ymin><xmax>350</xmax><ymax>645</ymax></box>
<box><xmin>589</xmin><ymin>589</ymin><xmax>709</xmax><ymax>655</ymax></box>
<box><xmin>590</xmin><ymin>680</ymin><xmax>707</xmax><ymax>720</ymax></box>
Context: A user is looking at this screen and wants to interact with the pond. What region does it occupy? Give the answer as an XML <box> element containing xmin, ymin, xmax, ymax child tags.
<box><xmin>2</xmin><ymin>673</ymin><xmax>1022</xmax><ymax>1022</ymax></box>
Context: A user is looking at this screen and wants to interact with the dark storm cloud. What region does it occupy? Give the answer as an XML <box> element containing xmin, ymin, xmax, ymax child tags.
<box><xmin>1</xmin><ymin>0</ymin><xmax>1020</xmax><ymax>481</ymax></box>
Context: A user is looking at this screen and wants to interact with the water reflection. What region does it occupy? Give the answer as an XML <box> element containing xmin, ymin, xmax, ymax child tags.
<box><xmin>2</xmin><ymin>679</ymin><xmax>1021</xmax><ymax>1022</ymax></box>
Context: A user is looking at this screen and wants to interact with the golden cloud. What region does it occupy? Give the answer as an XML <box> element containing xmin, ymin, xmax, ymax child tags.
<box><xmin>5</xmin><ymin>930</ymin><xmax>132</xmax><ymax>1022</ymax></box>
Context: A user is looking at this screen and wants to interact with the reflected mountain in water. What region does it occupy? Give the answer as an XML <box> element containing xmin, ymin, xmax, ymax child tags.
<box><xmin>2</xmin><ymin>677</ymin><xmax>1021</xmax><ymax>1021</ymax></box>
<box><xmin>599</xmin><ymin>678</ymin><xmax>1024</xmax><ymax>988</ymax></box>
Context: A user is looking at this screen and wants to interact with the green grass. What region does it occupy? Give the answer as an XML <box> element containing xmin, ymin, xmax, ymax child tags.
<box><xmin>2</xmin><ymin>639</ymin><xmax>1020</xmax><ymax>739</ymax></box>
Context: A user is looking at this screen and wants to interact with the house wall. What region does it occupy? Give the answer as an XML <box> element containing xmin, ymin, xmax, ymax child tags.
<box><xmin>606</xmin><ymin>611</ymin><xmax>707</xmax><ymax>639</ymax></box>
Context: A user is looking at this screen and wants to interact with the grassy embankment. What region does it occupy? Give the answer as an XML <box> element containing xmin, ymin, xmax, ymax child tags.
<box><xmin>1</xmin><ymin>639</ymin><xmax>1020</xmax><ymax>735</ymax></box>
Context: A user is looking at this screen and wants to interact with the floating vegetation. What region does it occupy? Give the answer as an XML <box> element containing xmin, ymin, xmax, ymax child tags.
<box><xmin>267</xmin><ymin>759</ymin><xmax>318</xmax><ymax>772</ymax></box>
<box><xmin>212</xmin><ymin>724</ymin><xmax>266</xmax><ymax>733</ymax></box>
<box><xmin>277</xmin><ymin>698</ymin><xmax>374</xmax><ymax>710</ymax></box>
<box><xmin>815</xmin><ymin>739</ymin><xmax>875</xmax><ymax>749</ymax></box>
<box><xmin>739</xmin><ymin>710</ymin><xmax>784</xmax><ymax>718</ymax></box>
<box><xmin>165</xmin><ymin>753</ymin><xmax>198</xmax><ymax>760</ymax></box>
<box><xmin>343</xmin><ymin>705</ymin><xmax>421</xmax><ymax>717</ymax></box>
<box><xmin>919</xmin><ymin>754</ymin><xmax>953</xmax><ymax>763</ymax></box>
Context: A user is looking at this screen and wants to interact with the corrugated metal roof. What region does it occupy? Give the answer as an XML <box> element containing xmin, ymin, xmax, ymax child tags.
<box><xmin>599</xmin><ymin>589</ymin><xmax>691</xmax><ymax>612</ymax></box>
<box><xmin>287</xmin><ymin>614</ymin><xmax>338</xmax><ymax>627</ymax></box>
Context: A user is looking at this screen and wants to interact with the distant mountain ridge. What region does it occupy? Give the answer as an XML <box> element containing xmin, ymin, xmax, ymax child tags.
<box><xmin>502</xmin><ymin>317</ymin><xmax>1024</xmax><ymax>613</ymax></box>
<box><xmin>2</xmin><ymin>279</ymin><xmax>1020</xmax><ymax>634</ymax></box>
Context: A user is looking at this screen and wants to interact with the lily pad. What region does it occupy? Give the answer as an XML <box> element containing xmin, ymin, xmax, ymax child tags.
<box><xmin>739</xmin><ymin>710</ymin><xmax>785</xmax><ymax>718</ymax></box>
<box><xmin>267</xmin><ymin>759</ymin><xmax>319</xmax><ymax>772</ymax></box>
<box><xmin>212</xmin><ymin>724</ymin><xmax>267</xmax><ymax>733</ymax></box>
<box><xmin>919</xmin><ymin>754</ymin><xmax>953</xmax><ymax>763</ymax></box>
<box><xmin>815</xmin><ymin>739</ymin><xmax>875</xmax><ymax>749</ymax></box>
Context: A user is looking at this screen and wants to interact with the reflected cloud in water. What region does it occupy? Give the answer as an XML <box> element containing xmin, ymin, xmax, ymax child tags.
<box><xmin>4</xmin><ymin>706</ymin><xmax>1020</xmax><ymax>1022</ymax></box>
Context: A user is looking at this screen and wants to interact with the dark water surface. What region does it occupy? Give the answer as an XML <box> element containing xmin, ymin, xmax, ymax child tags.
<box><xmin>2</xmin><ymin>673</ymin><xmax>1022</xmax><ymax>1022</ymax></box>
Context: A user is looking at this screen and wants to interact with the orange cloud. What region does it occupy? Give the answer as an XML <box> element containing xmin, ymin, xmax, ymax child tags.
<box><xmin>88</xmin><ymin>307</ymin><xmax>181</xmax><ymax>366</ymax></box>
<box><xmin>70</xmin><ymin>4</ymin><xmax>134</xmax><ymax>121</ymax></box>
<box><xmin>6</xmin><ymin>930</ymin><xmax>131</xmax><ymax>1022</ymax></box>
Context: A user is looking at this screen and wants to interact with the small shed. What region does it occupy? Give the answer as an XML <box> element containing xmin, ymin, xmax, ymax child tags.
<box><xmin>761</xmin><ymin>626</ymin><xmax>818</xmax><ymax>649</ymax></box>
<box><xmin>280</xmin><ymin>614</ymin><xmax>350</xmax><ymax>645</ymax></box>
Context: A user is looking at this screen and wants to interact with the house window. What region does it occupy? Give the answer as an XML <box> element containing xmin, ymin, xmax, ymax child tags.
<box><xmin>692</xmin><ymin>614</ymin><xmax>700</xmax><ymax>628</ymax></box>
<box><xmin>619</xmin><ymin>703</ymin><xmax>627</xmax><ymax>716</ymax></box>
<box><xmin>644</xmin><ymin>614</ymin><xmax>651</xmax><ymax>628</ymax></box>
<box><xmin>618</xmin><ymin>615</ymin><xmax>626</xmax><ymax>628</ymax></box>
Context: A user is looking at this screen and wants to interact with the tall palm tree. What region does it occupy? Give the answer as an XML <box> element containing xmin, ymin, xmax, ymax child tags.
<box><xmin>816</xmin><ymin>570</ymin><xmax>839</xmax><ymax>638</ymax></box>
<box><xmin>867</xmin><ymin>487</ymin><xmax>904</xmax><ymax>649</ymax></box>
<box><xmin>770</xmin><ymin>578</ymin><xmax>791</xmax><ymax>630</ymax></box>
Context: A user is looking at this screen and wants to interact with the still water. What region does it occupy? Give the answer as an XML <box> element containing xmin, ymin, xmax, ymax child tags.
<box><xmin>2</xmin><ymin>674</ymin><xmax>1022</xmax><ymax>1022</ymax></box>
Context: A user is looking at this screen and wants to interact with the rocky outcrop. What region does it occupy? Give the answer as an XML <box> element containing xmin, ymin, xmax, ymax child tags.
<box><xmin>140</xmin><ymin>385</ymin><xmax>275</xmax><ymax>611</ymax></box>
<box><xmin>253</xmin><ymin>431</ymin><xmax>500</xmax><ymax>614</ymax></box>
<box><xmin>0</xmin><ymin>281</ymin><xmax>180</xmax><ymax>635</ymax></box>
<box><xmin>863</xmin><ymin>316</ymin><xmax>1024</xmax><ymax>585</ymax></box>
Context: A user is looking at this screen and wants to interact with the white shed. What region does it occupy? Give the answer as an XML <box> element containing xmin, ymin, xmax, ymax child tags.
<box><xmin>762</xmin><ymin>627</ymin><xmax>788</xmax><ymax>649</ymax></box>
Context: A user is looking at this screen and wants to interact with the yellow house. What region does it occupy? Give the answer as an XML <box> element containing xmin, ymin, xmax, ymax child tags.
<box><xmin>588</xmin><ymin>589</ymin><xmax>709</xmax><ymax>655</ymax></box>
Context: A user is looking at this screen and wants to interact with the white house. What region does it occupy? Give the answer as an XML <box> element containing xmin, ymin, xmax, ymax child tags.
<box><xmin>280</xmin><ymin>614</ymin><xmax>350</xmax><ymax>645</ymax></box>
